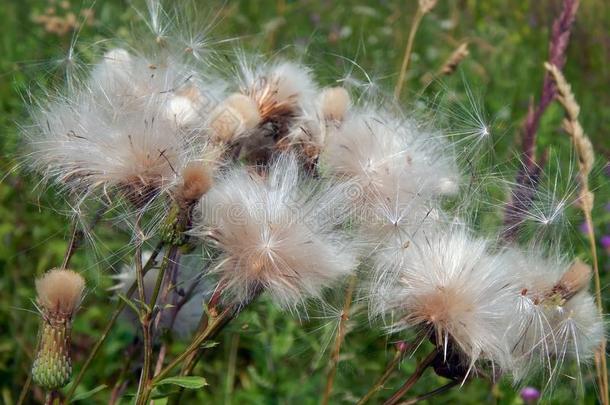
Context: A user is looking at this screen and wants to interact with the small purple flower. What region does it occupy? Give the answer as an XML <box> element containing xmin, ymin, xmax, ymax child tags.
<box><xmin>605</xmin><ymin>202</ymin><xmax>610</xmax><ymax>212</ymax></box>
<box><xmin>520</xmin><ymin>387</ymin><xmax>540</xmax><ymax>404</ymax></box>
<box><xmin>601</xmin><ymin>235</ymin><xmax>610</xmax><ymax>252</ymax></box>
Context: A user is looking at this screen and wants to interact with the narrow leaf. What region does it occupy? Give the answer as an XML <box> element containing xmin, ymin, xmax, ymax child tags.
<box><xmin>70</xmin><ymin>385</ymin><xmax>107</xmax><ymax>402</ymax></box>
<box><xmin>154</xmin><ymin>376</ymin><xmax>208</xmax><ymax>389</ymax></box>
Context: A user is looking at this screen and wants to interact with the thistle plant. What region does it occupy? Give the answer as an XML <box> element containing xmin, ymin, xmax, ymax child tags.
<box><xmin>16</xmin><ymin>1</ymin><xmax>606</xmax><ymax>404</ymax></box>
<box><xmin>32</xmin><ymin>269</ymin><xmax>85</xmax><ymax>394</ymax></box>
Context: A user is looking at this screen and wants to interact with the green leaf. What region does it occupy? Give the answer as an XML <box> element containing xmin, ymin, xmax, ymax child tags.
<box><xmin>117</xmin><ymin>293</ymin><xmax>140</xmax><ymax>316</ymax></box>
<box><xmin>154</xmin><ymin>376</ymin><xmax>208</xmax><ymax>389</ymax></box>
<box><xmin>200</xmin><ymin>341</ymin><xmax>219</xmax><ymax>349</ymax></box>
<box><xmin>70</xmin><ymin>385</ymin><xmax>107</xmax><ymax>402</ymax></box>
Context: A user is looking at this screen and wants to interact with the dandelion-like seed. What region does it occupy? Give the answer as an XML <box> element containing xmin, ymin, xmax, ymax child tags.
<box><xmin>32</xmin><ymin>269</ymin><xmax>85</xmax><ymax>390</ymax></box>
<box><xmin>371</xmin><ymin>226</ymin><xmax>514</xmax><ymax>375</ymax></box>
<box><xmin>192</xmin><ymin>154</ymin><xmax>357</xmax><ymax>309</ymax></box>
<box><xmin>320</xmin><ymin>109</ymin><xmax>459</xmax><ymax>245</ymax></box>
<box><xmin>504</xmin><ymin>249</ymin><xmax>603</xmax><ymax>382</ymax></box>
<box><xmin>26</xmin><ymin>48</ymin><xmax>222</xmax><ymax>210</ymax></box>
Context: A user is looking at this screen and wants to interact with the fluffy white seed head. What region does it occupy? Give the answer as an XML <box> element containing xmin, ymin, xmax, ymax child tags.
<box><xmin>500</xmin><ymin>248</ymin><xmax>603</xmax><ymax>381</ymax></box>
<box><xmin>321</xmin><ymin>108</ymin><xmax>459</xmax><ymax>200</ymax></box>
<box><xmin>36</xmin><ymin>269</ymin><xmax>85</xmax><ymax>319</ymax></box>
<box><xmin>371</xmin><ymin>225</ymin><xmax>514</xmax><ymax>371</ymax></box>
<box><xmin>27</xmin><ymin>48</ymin><xmax>223</xmax><ymax>208</ymax></box>
<box><xmin>320</xmin><ymin>109</ymin><xmax>459</xmax><ymax>246</ymax></box>
<box><xmin>192</xmin><ymin>154</ymin><xmax>357</xmax><ymax>309</ymax></box>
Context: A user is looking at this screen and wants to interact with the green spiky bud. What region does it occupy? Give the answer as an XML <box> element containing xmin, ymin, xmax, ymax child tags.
<box><xmin>32</xmin><ymin>317</ymin><xmax>72</xmax><ymax>389</ymax></box>
<box><xmin>31</xmin><ymin>269</ymin><xmax>85</xmax><ymax>390</ymax></box>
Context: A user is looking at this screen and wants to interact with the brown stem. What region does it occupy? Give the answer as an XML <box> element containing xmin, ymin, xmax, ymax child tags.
<box><xmin>356</xmin><ymin>348</ymin><xmax>408</xmax><ymax>405</ymax></box>
<box><xmin>383</xmin><ymin>349</ymin><xmax>438</xmax><ymax>405</ymax></box>
<box><xmin>399</xmin><ymin>380</ymin><xmax>459</xmax><ymax>405</ymax></box>
<box><xmin>321</xmin><ymin>275</ymin><xmax>357</xmax><ymax>405</ymax></box>
<box><xmin>153</xmin><ymin>306</ymin><xmax>236</xmax><ymax>383</ymax></box>
<box><xmin>394</xmin><ymin>7</ymin><xmax>423</xmax><ymax>99</ymax></box>
<box><xmin>179</xmin><ymin>281</ymin><xmax>227</xmax><ymax>375</ymax></box>
<box><xmin>16</xmin><ymin>374</ymin><xmax>32</xmax><ymax>405</ymax></box>
<box><xmin>166</xmin><ymin>287</ymin><xmax>260</xmax><ymax>405</ymax></box>
<box><xmin>108</xmin><ymin>338</ymin><xmax>138</xmax><ymax>405</ymax></box>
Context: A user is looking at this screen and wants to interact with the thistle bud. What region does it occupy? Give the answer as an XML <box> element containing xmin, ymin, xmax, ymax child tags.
<box><xmin>552</xmin><ymin>259</ymin><xmax>592</xmax><ymax>300</ymax></box>
<box><xmin>319</xmin><ymin>87</ymin><xmax>350</xmax><ymax>122</ymax></box>
<box><xmin>210</xmin><ymin>93</ymin><xmax>261</xmax><ymax>143</ymax></box>
<box><xmin>180</xmin><ymin>162</ymin><xmax>214</xmax><ymax>203</ymax></box>
<box><xmin>32</xmin><ymin>269</ymin><xmax>85</xmax><ymax>390</ymax></box>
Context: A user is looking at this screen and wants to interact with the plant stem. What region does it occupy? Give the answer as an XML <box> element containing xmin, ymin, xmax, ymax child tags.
<box><xmin>399</xmin><ymin>380</ymin><xmax>459</xmax><ymax>405</ymax></box>
<box><xmin>135</xmin><ymin>314</ymin><xmax>153</xmax><ymax>405</ymax></box>
<box><xmin>133</xmin><ymin>215</ymin><xmax>153</xmax><ymax>405</ymax></box>
<box><xmin>166</xmin><ymin>289</ymin><xmax>263</xmax><ymax>405</ymax></box>
<box><xmin>394</xmin><ymin>5</ymin><xmax>424</xmax><ymax>99</ymax></box>
<box><xmin>153</xmin><ymin>306</ymin><xmax>236</xmax><ymax>383</ymax></box>
<box><xmin>356</xmin><ymin>349</ymin><xmax>406</xmax><ymax>405</ymax></box>
<box><xmin>179</xmin><ymin>281</ymin><xmax>228</xmax><ymax>376</ymax></box>
<box><xmin>16</xmin><ymin>374</ymin><xmax>32</xmax><ymax>405</ymax></box>
<box><xmin>63</xmin><ymin>241</ymin><xmax>165</xmax><ymax>404</ymax></box>
<box><xmin>321</xmin><ymin>275</ymin><xmax>357</xmax><ymax>405</ymax></box>
<box><xmin>383</xmin><ymin>349</ymin><xmax>438</xmax><ymax>405</ymax></box>
<box><xmin>545</xmin><ymin>61</ymin><xmax>609</xmax><ymax>405</ymax></box>
<box><xmin>224</xmin><ymin>333</ymin><xmax>240</xmax><ymax>404</ymax></box>
<box><xmin>149</xmin><ymin>246</ymin><xmax>177</xmax><ymax>314</ymax></box>
<box><xmin>584</xmin><ymin>206</ymin><xmax>609</xmax><ymax>405</ymax></box>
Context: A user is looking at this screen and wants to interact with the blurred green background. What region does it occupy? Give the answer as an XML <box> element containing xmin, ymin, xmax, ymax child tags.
<box><xmin>0</xmin><ymin>0</ymin><xmax>608</xmax><ymax>404</ymax></box>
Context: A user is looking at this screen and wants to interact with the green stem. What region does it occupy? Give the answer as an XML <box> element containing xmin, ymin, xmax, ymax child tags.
<box><xmin>321</xmin><ymin>275</ymin><xmax>357</xmax><ymax>405</ymax></box>
<box><xmin>133</xmin><ymin>215</ymin><xmax>153</xmax><ymax>405</ymax></box>
<box><xmin>62</xmin><ymin>241</ymin><xmax>164</xmax><ymax>404</ymax></box>
<box><xmin>149</xmin><ymin>245</ymin><xmax>179</xmax><ymax>319</ymax></box>
<box><xmin>224</xmin><ymin>333</ymin><xmax>240</xmax><ymax>404</ymax></box>
<box><xmin>153</xmin><ymin>306</ymin><xmax>235</xmax><ymax>384</ymax></box>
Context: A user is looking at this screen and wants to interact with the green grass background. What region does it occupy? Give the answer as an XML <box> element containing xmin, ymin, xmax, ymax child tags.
<box><xmin>0</xmin><ymin>0</ymin><xmax>609</xmax><ymax>403</ymax></box>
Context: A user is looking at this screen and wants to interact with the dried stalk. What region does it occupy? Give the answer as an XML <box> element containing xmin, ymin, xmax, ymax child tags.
<box><xmin>439</xmin><ymin>42</ymin><xmax>469</xmax><ymax>76</ymax></box>
<box><xmin>383</xmin><ymin>349</ymin><xmax>438</xmax><ymax>405</ymax></box>
<box><xmin>545</xmin><ymin>62</ymin><xmax>608</xmax><ymax>405</ymax></box>
<box><xmin>398</xmin><ymin>380</ymin><xmax>459</xmax><ymax>405</ymax></box>
<box><xmin>356</xmin><ymin>345</ymin><xmax>410</xmax><ymax>405</ymax></box>
<box><xmin>394</xmin><ymin>0</ymin><xmax>437</xmax><ymax>99</ymax></box>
